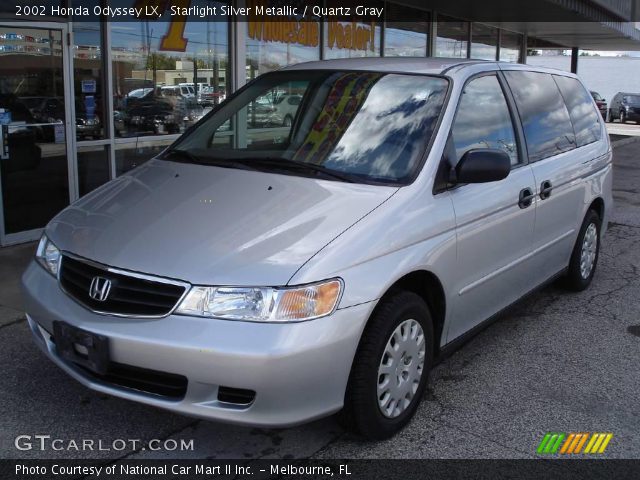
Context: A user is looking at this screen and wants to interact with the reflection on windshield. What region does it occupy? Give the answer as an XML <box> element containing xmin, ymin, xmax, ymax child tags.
<box><xmin>171</xmin><ymin>71</ymin><xmax>449</xmax><ymax>184</ymax></box>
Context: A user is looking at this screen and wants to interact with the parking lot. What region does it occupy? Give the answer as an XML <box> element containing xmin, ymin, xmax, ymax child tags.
<box><xmin>1</xmin><ymin>132</ymin><xmax>639</xmax><ymax>461</ymax></box>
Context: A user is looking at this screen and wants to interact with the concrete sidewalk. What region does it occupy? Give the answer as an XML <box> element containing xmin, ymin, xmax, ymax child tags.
<box><xmin>0</xmin><ymin>243</ymin><xmax>33</xmax><ymax>327</ymax></box>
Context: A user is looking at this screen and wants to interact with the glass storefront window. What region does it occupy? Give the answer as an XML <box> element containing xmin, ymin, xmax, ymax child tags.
<box><xmin>500</xmin><ymin>30</ymin><xmax>522</xmax><ymax>62</ymax></box>
<box><xmin>111</xmin><ymin>1</ymin><xmax>230</xmax><ymax>141</ymax></box>
<box><xmin>324</xmin><ymin>20</ymin><xmax>381</xmax><ymax>59</ymax></box>
<box><xmin>436</xmin><ymin>16</ymin><xmax>469</xmax><ymax>58</ymax></box>
<box><xmin>110</xmin><ymin>0</ymin><xmax>230</xmax><ymax>173</ymax></box>
<box><xmin>115</xmin><ymin>138</ymin><xmax>174</xmax><ymax>176</ymax></box>
<box><xmin>384</xmin><ymin>4</ymin><xmax>430</xmax><ymax>57</ymax></box>
<box><xmin>73</xmin><ymin>21</ymin><xmax>106</xmax><ymax>140</ymax></box>
<box><xmin>323</xmin><ymin>1</ymin><xmax>382</xmax><ymax>60</ymax></box>
<box><xmin>0</xmin><ymin>26</ymin><xmax>69</xmax><ymax>235</ymax></box>
<box><xmin>78</xmin><ymin>145</ymin><xmax>110</xmax><ymax>197</ymax></box>
<box><xmin>471</xmin><ymin>23</ymin><xmax>497</xmax><ymax>60</ymax></box>
<box><xmin>246</xmin><ymin>0</ymin><xmax>320</xmax><ymax>79</ymax></box>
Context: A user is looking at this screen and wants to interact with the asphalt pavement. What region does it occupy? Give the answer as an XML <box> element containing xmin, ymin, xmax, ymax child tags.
<box><xmin>1</xmin><ymin>134</ymin><xmax>639</xmax><ymax>461</ymax></box>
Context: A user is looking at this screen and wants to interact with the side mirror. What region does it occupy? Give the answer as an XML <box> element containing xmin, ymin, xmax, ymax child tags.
<box><xmin>453</xmin><ymin>148</ymin><xmax>511</xmax><ymax>184</ymax></box>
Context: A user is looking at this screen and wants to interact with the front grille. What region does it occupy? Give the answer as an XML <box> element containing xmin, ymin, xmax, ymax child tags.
<box><xmin>59</xmin><ymin>255</ymin><xmax>187</xmax><ymax>317</ymax></box>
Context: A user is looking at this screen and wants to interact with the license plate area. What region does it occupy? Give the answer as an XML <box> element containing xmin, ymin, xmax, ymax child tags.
<box><xmin>53</xmin><ymin>321</ymin><xmax>109</xmax><ymax>375</ymax></box>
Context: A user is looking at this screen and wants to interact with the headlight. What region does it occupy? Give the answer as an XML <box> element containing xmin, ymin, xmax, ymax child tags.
<box><xmin>175</xmin><ymin>279</ymin><xmax>342</xmax><ymax>322</ymax></box>
<box><xmin>35</xmin><ymin>234</ymin><xmax>61</xmax><ymax>276</ymax></box>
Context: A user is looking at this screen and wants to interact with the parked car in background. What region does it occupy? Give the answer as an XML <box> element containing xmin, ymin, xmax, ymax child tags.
<box><xmin>74</xmin><ymin>99</ymin><xmax>101</xmax><ymax>140</ymax></box>
<box><xmin>125</xmin><ymin>98</ymin><xmax>180</xmax><ymax>135</ymax></box>
<box><xmin>608</xmin><ymin>91</ymin><xmax>640</xmax><ymax>123</ymax></box>
<box><xmin>590</xmin><ymin>91</ymin><xmax>607</xmax><ymax>119</ymax></box>
<box><xmin>24</xmin><ymin>59</ymin><xmax>612</xmax><ymax>440</ymax></box>
<box><xmin>20</xmin><ymin>96</ymin><xmax>101</xmax><ymax>139</ymax></box>
<box><xmin>199</xmin><ymin>86</ymin><xmax>227</xmax><ymax>106</ymax></box>
<box><xmin>272</xmin><ymin>94</ymin><xmax>303</xmax><ymax>126</ymax></box>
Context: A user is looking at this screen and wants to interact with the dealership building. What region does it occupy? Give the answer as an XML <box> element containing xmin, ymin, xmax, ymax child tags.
<box><xmin>0</xmin><ymin>0</ymin><xmax>639</xmax><ymax>245</ymax></box>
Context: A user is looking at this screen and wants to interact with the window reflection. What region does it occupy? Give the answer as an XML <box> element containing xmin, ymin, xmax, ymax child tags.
<box><xmin>0</xmin><ymin>27</ymin><xmax>69</xmax><ymax>234</ymax></box>
<box><xmin>500</xmin><ymin>30</ymin><xmax>522</xmax><ymax>62</ymax></box>
<box><xmin>78</xmin><ymin>145</ymin><xmax>110</xmax><ymax>197</ymax></box>
<box><xmin>505</xmin><ymin>71</ymin><xmax>576</xmax><ymax>162</ymax></box>
<box><xmin>111</xmin><ymin>2</ymin><xmax>229</xmax><ymax>140</ymax></box>
<box><xmin>436</xmin><ymin>16</ymin><xmax>468</xmax><ymax>58</ymax></box>
<box><xmin>554</xmin><ymin>75</ymin><xmax>601</xmax><ymax>147</ymax></box>
<box><xmin>176</xmin><ymin>72</ymin><xmax>448</xmax><ymax>184</ymax></box>
<box><xmin>470</xmin><ymin>23</ymin><xmax>497</xmax><ymax>61</ymax></box>
<box><xmin>246</xmin><ymin>0</ymin><xmax>320</xmax><ymax>78</ymax></box>
<box><xmin>452</xmin><ymin>75</ymin><xmax>519</xmax><ymax>166</ymax></box>
<box><xmin>384</xmin><ymin>5</ymin><xmax>429</xmax><ymax>57</ymax></box>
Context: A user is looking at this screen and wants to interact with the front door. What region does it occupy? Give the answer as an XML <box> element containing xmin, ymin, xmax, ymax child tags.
<box><xmin>445</xmin><ymin>73</ymin><xmax>537</xmax><ymax>342</ymax></box>
<box><xmin>0</xmin><ymin>24</ymin><xmax>73</xmax><ymax>245</ymax></box>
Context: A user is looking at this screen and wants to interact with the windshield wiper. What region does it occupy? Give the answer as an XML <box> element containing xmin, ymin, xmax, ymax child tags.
<box><xmin>162</xmin><ymin>149</ymin><xmax>259</xmax><ymax>171</ymax></box>
<box><xmin>234</xmin><ymin>157</ymin><xmax>359</xmax><ymax>183</ymax></box>
<box><xmin>162</xmin><ymin>149</ymin><xmax>207</xmax><ymax>165</ymax></box>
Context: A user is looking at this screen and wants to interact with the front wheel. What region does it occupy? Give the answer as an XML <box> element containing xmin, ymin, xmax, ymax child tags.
<box><xmin>620</xmin><ymin>110</ymin><xmax>627</xmax><ymax>123</ymax></box>
<box><xmin>562</xmin><ymin>209</ymin><xmax>601</xmax><ymax>291</ymax></box>
<box><xmin>341</xmin><ymin>291</ymin><xmax>434</xmax><ymax>439</ymax></box>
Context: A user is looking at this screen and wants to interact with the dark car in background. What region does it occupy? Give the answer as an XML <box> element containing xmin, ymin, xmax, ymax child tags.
<box><xmin>608</xmin><ymin>91</ymin><xmax>640</xmax><ymax>123</ymax></box>
<box><xmin>125</xmin><ymin>98</ymin><xmax>181</xmax><ymax>135</ymax></box>
<box><xmin>590</xmin><ymin>91</ymin><xmax>607</xmax><ymax>119</ymax></box>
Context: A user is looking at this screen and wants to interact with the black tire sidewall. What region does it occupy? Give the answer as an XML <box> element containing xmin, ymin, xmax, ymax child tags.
<box><xmin>345</xmin><ymin>292</ymin><xmax>434</xmax><ymax>439</ymax></box>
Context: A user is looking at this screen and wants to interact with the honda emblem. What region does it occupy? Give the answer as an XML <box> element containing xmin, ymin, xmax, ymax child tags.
<box><xmin>88</xmin><ymin>276</ymin><xmax>112</xmax><ymax>302</ymax></box>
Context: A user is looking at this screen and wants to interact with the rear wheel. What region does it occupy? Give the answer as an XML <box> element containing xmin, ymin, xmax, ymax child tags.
<box><xmin>341</xmin><ymin>291</ymin><xmax>434</xmax><ymax>440</ymax></box>
<box><xmin>562</xmin><ymin>209</ymin><xmax>601</xmax><ymax>291</ymax></box>
<box><xmin>620</xmin><ymin>110</ymin><xmax>627</xmax><ymax>123</ymax></box>
<box><xmin>283</xmin><ymin>115</ymin><xmax>293</xmax><ymax>127</ymax></box>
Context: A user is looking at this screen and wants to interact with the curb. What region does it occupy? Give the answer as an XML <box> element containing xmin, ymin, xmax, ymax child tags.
<box><xmin>611</xmin><ymin>136</ymin><xmax>640</xmax><ymax>149</ymax></box>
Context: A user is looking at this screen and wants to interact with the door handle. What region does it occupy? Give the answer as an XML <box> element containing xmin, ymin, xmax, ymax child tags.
<box><xmin>540</xmin><ymin>180</ymin><xmax>553</xmax><ymax>200</ymax></box>
<box><xmin>519</xmin><ymin>188</ymin><xmax>535</xmax><ymax>209</ymax></box>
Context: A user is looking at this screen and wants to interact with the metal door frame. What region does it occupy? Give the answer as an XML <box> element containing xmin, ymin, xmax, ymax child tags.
<box><xmin>0</xmin><ymin>21</ymin><xmax>75</xmax><ymax>247</ymax></box>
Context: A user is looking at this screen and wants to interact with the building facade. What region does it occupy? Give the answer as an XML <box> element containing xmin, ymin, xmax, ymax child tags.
<box><xmin>0</xmin><ymin>0</ymin><xmax>639</xmax><ymax>245</ymax></box>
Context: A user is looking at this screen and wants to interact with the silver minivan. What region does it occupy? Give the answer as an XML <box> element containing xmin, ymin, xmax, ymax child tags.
<box><xmin>23</xmin><ymin>58</ymin><xmax>612</xmax><ymax>439</ymax></box>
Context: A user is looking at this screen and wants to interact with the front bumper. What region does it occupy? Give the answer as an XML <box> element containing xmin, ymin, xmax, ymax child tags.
<box><xmin>22</xmin><ymin>260</ymin><xmax>372</xmax><ymax>427</ymax></box>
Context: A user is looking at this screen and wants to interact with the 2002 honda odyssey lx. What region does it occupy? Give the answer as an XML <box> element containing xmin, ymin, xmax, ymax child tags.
<box><xmin>23</xmin><ymin>58</ymin><xmax>612</xmax><ymax>439</ymax></box>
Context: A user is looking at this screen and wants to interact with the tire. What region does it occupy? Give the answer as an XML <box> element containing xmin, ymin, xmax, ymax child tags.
<box><xmin>562</xmin><ymin>209</ymin><xmax>601</xmax><ymax>291</ymax></box>
<box><xmin>620</xmin><ymin>110</ymin><xmax>627</xmax><ymax>123</ymax></box>
<box><xmin>606</xmin><ymin>110</ymin><xmax>612</xmax><ymax>123</ymax></box>
<box><xmin>341</xmin><ymin>291</ymin><xmax>434</xmax><ymax>440</ymax></box>
<box><xmin>283</xmin><ymin>115</ymin><xmax>293</xmax><ymax>127</ymax></box>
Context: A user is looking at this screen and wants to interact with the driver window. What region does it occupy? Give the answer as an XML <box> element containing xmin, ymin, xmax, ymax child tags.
<box><xmin>452</xmin><ymin>75</ymin><xmax>520</xmax><ymax>166</ymax></box>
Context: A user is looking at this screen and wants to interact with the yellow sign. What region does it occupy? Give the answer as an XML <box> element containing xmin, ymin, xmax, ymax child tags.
<box><xmin>134</xmin><ymin>0</ymin><xmax>190</xmax><ymax>52</ymax></box>
<box><xmin>247</xmin><ymin>20</ymin><xmax>320</xmax><ymax>47</ymax></box>
<box><xmin>327</xmin><ymin>21</ymin><xmax>375</xmax><ymax>52</ymax></box>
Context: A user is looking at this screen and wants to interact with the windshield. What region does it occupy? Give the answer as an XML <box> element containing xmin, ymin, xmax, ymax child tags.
<box><xmin>166</xmin><ymin>70</ymin><xmax>449</xmax><ymax>185</ymax></box>
<box><xmin>590</xmin><ymin>91</ymin><xmax>603</xmax><ymax>101</ymax></box>
<box><xmin>624</xmin><ymin>95</ymin><xmax>640</xmax><ymax>104</ymax></box>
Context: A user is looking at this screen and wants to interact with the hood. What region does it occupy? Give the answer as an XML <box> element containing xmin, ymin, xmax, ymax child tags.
<box><xmin>47</xmin><ymin>159</ymin><xmax>396</xmax><ymax>286</ymax></box>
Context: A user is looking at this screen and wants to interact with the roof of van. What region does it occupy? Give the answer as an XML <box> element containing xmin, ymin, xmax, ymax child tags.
<box><xmin>281</xmin><ymin>57</ymin><xmax>578</xmax><ymax>77</ymax></box>
<box><xmin>282</xmin><ymin>57</ymin><xmax>494</xmax><ymax>75</ymax></box>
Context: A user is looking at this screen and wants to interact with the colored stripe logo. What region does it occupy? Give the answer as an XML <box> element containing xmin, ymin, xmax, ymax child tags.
<box><xmin>537</xmin><ymin>433</ymin><xmax>613</xmax><ymax>454</ymax></box>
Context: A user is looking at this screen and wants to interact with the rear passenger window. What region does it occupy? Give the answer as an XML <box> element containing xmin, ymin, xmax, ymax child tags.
<box><xmin>553</xmin><ymin>75</ymin><xmax>601</xmax><ymax>147</ymax></box>
<box><xmin>504</xmin><ymin>71</ymin><xmax>576</xmax><ymax>162</ymax></box>
<box><xmin>452</xmin><ymin>75</ymin><xmax>519</xmax><ymax>166</ymax></box>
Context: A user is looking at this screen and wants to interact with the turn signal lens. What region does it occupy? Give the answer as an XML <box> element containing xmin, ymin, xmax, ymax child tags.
<box><xmin>274</xmin><ymin>280</ymin><xmax>342</xmax><ymax>320</ymax></box>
